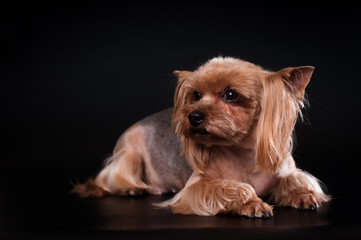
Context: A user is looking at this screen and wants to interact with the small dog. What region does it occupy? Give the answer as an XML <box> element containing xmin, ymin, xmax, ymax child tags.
<box><xmin>73</xmin><ymin>57</ymin><xmax>330</xmax><ymax>218</ymax></box>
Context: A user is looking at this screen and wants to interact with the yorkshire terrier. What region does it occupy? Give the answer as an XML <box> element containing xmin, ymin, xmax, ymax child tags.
<box><xmin>73</xmin><ymin>57</ymin><xmax>330</xmax><ymax>218</ymax></box>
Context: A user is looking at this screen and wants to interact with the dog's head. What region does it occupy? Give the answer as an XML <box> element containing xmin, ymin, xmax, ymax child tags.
<box><xmin>172</xmin><ymin>57</ymin><xmax>314</xmax><ymax>174</ymax></box>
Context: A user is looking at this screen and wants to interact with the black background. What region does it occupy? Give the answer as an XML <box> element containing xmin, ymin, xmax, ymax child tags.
<box><xmin>1</xmin><ymin>2</ymin><xmax>361</xmax><ymax>239</ymax></box>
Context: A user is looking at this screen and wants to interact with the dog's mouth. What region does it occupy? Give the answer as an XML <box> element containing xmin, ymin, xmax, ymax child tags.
<box><xmin>191</xmin><ymin>128</ymin><xmax>210</xmax><ymax>136</ymax></box>
<box><xmin>188</xmin><ymin>126</ymin><xmax>238</xmax><ymax>146</ymax></box>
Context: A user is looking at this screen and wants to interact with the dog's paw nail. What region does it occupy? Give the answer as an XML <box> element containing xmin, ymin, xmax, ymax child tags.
<box><xmin>312</xmin><ymin>203</ymin><xmax>319</xmax><ymax>210</ymax></box>
<box><xmin>269</xmin><ymin>210</ymin><xmax>274</xmax><ymax>217</ymax></box>
<box><xmin>300</xmin><ymin>203</ymin><xmax>304</xmax><ymax>210</ymax></box>
<box><xmin>291</xmin><ymin>192</ymin><xmax>323</xmax><ymax>211</ymax></box>
<box><xmin>241</xmin><ymin>200</ymin><xmax>273</xmax><ymax>218</ymax></box>
<box><xmin>262</xmin><ymin>211</ymin><xmax>273</xmax><ymax>218</ymax></box>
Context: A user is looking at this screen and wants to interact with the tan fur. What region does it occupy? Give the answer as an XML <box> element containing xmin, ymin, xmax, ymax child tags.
<box><xmin>72</xmin><ymin>124</ymin><xmax>167</xmax><ymax>197</ymax></box>
<box><xmin>255</xmin><ymin>69</ymin><xmax>302</xmax><ymax>173</ymax></box>
<box><xmin>73</xmin><ymin>57</ymin><xmax>330</xmax><ymax>218</ymax></box>
<box><xmin>156</xmin><ymin>173</ymin><xmax>273</xmax><ymax>217</ymax></box>
<box><xmin>165</xmin><ymin>57</ymin><xmax>330</xmax><ymax>217</ymax></box>
<box><xmin>271</xmin><ymin>168</ymin><xmax>331</xmax><ymax>209</ymax></box>
<box><xmin>71</xmin><ymin>178</ymin><xmax>110</xmax><ymax>198</ymax></box>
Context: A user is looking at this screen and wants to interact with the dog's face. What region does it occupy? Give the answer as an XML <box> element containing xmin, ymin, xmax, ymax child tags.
<box><xmin>172</xmin><ymin>58</ymin><xmax>266</xmax><ymax>146</ymax></box>
<box><xmin>172</xmin><ymin>57</ymin><xmax>314</xmax><ymax>173</ymax></box>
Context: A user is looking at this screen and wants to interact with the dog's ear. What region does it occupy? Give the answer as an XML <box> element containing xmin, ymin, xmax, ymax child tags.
<box><xmin>172</xmin><ymin>70</ymin><xmax>193</xmax><ymax>133</ymax></box>
<box><xmin>173</xmin><ymin>70</ymin><xmax>193</xmax><ymax>101</ymax></box>
<box><xmin>277</xmin><ymin>66</ymin><xmax>315</xmax><ymax>99</ymax></box>
<box><xmin>173</xmin><ymin>70</ymin><xmax>193</xmax><ymax>82</ymax></box>
<box><xmin>256</xmin><ymin>67</ymin><xmax>310</xmax><ymax>174</ymax></box>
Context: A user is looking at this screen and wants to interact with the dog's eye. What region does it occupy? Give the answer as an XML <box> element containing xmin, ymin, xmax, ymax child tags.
<box><xmin>193</xmin><ymin>91</ymin><xmax>202</xmax><ymax>101</ymax></box>
<box><xmin>223</xmin><ymin>89</ymin><xmax>239</xmax><ymax>102</ymax></box>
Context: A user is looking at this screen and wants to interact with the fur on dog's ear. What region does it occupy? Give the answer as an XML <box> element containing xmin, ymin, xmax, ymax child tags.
<box><xmin>173</xmin><ymin>70</ymin><xmax>193</xmax><ymax>82</ymax></box>
<box><xmin>172</xmin><ymin>70</ymin><xmax>193</xmax><ymax>130</ymax></box>
<box><xmin>256</xmin><ymin>67</ymin><xmax>312</xmax><ymax>173</ymax></box>
<box><xmin>173</xmin><ymin>70</ymin><xmax>210</xmax><ymax>174</ymax></box>
<box><xmin>180</xmin><ymin>137</ymin><xmax>210</xmax><ymax>174</ymax></box>
<box><xmin>173</xmin><ymin>70</ymin><xmax>193</xmax><ymax>100</ymax></box>
<box><xmin>277</xmin><ymin>66</ymin><xmax>314</xmax><ymax>99</ymax></box>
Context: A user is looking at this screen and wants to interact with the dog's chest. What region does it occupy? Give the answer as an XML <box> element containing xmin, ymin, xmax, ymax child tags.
<box><xmin>207</xmin><ymin>147</ymin><xmax>279</xmax><ymax>197</ymax></box>
<box><xmin>248</xmin><ymin>172</ymin><xmax>279</xmax><ymax>197</ymax></box>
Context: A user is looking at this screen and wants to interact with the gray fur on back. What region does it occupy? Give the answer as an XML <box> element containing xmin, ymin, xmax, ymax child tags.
<box><xmin>138</xmin><ymin>108</ymin><xmax>192</xmax><ymax>191</ymax></box>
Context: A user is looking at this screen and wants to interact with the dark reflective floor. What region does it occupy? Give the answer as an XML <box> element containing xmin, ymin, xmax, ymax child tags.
<box><xmin>1</xmin><ymin>168</ymin><xmax>360</xmax><ymax>240</ymax></box>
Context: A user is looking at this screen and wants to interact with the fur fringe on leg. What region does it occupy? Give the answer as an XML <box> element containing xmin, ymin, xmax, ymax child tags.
<box><xmin>72</xmin><ymin>125</ymin><xmax>150</xmax><ymax>197</ymax></box>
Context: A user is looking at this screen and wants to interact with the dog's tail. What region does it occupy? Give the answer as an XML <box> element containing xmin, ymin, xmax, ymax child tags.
<box><xmin>71</xmin><ymin>125</ymin><xmax>150</xmax><ymax>198</ymax></box>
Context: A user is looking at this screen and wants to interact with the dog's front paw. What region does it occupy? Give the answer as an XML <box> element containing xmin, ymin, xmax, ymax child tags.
<box><xmin>289</xmin><ymin>191</ymin><xmax>320</xmax><ymax>210</ymax></box>
<box><xmin>240</xmin><ymin>200</ymin><xmax>273</xmax><ymax>218</ymax></box>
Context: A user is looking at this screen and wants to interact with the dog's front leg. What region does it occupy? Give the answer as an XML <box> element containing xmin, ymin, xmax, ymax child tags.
<box><xmin>272</xmin><ymin>169</ymin><xmax>331</xmax><ymax>210</ymax></box>
<box><xmin>162</xmin><ymin>174</ymin><xmax>273</xmax><ymax>218</ymax></box>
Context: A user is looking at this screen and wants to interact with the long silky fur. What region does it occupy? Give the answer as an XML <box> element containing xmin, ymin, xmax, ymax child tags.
<box><xmin>155</xmin><ymin>173</ymin><xmax>258</xmax><ymax>216</ymax></box>
<box><xmin>74</xmin><ymin>57</ymin><xmax>330</xmax><ymax>217</ymax></box>
<box><xmin>255</xmin><ymin>71</ymin><xmax>304</xmax><ymax>174</ymax></box>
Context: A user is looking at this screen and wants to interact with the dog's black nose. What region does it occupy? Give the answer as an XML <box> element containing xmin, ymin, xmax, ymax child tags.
<box><xmin>188</xmin><ymin>111</ymin><xmax>205</xmax><ymax>127</ymax></box>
